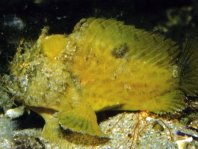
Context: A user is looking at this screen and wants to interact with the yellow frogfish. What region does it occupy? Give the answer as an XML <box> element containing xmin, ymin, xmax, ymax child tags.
<box><xmin>7</xmin><ymin>18</ymin><xmax>198</xmax><ymax>146</ymax></box>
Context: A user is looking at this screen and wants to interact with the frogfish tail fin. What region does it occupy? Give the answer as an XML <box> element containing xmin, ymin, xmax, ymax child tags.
<box><xmin>180</xmin><ymin>36</ymin><xmax>198</xmax><ymax>97</ymax></box>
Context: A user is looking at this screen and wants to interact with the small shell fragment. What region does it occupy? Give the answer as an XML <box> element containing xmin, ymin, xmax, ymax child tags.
<box><xmin>5</xmin><ymin>106</ymin><xmax>25</xmax><ymax>119</ymax></box>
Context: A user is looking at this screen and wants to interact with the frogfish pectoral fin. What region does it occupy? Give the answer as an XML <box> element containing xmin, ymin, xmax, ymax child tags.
<box><xmin>57</xmin><ymin>103</ymin><xmax>106</xmax><ymax>137</ymax></box>
<box><xmin>41</xmin><ymin>112</ymin><xmax>71</xmax><ymax>148</ymax></box>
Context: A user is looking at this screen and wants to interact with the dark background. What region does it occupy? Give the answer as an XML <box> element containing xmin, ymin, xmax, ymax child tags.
<box><xmin>0</xmin><ymin>0</ymin><xmax>197</xmax><ymax>73</ymax></box>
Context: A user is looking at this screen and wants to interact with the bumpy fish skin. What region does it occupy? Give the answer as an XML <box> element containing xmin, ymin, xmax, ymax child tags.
<box><xmin>8</xmin><ymin>18</ymin><xmax>189</xmax><ymax>146</ymax></box>
<box><xmin>10</xmin><ymin>32</ymin><xmax>72</xmax><ymax>110</ymax></box>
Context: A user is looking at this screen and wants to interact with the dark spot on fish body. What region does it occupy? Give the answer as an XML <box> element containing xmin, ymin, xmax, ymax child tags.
<box><xmin>112</xmin><ymin>43</ymin><xmax>128</xmax><ymax>58</ymax></box>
